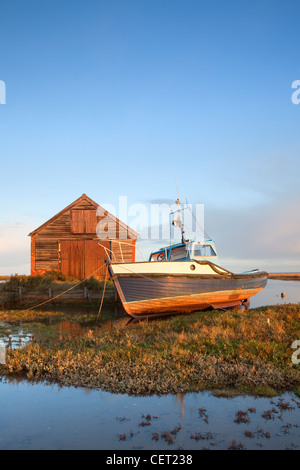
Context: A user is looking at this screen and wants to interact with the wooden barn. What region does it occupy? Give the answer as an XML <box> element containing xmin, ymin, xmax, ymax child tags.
<box><xmin>28</xmin><ymin>194</ymin><xmax>138</xmax><ymax>279</ymax></box>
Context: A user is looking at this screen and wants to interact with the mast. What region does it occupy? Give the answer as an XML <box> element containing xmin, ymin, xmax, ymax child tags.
<box><xmin>172</xmin><ymin>198</ymin><xmax>188</xmax><ymax>244</ymax></box>
<box><xmin>171</xmin><ymin>172</ymin><xmax>188</xmax><ymax>244</ymax></box>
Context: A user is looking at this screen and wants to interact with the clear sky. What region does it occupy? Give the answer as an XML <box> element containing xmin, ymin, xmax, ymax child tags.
<box><xmin>0</xmin><ymin>0</ymin><xmax>300</xmax><ymax>274</ymax></box>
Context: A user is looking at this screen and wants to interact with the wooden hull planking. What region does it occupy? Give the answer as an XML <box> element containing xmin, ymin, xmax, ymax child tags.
<box><xmin>111</xmin><ymin>270</ymin><xmax>268</xmax><ymax>318</ymax></box>
<box><xmin>122</xmin><ymin>288</ymin><xmax>264</xmax><ymax>317</ymax></box>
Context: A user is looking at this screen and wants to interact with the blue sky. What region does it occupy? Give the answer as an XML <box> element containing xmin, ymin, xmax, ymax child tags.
<box><xmin>0</xmin><ymin>0</ymin><xmax>300</xmax><ymax>273</ymax></box>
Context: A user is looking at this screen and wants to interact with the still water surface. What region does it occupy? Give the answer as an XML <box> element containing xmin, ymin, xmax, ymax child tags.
<box><xmin>250</xmin><ymin>279</ymin><xmax>300</xmax><ymax>309</ymax></box>
<box><xmin>0</xmin><ymin>379</ymin><xmax>299</xmax><ymax>450</ymax></box>
<box><xmin>0</xmin><ymin>279</ymin><xmax>299</xmax><ymax>450</ymax></box>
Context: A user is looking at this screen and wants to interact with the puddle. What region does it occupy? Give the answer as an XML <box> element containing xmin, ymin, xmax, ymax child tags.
<box><xmin>0</xmin><ymin>379</ymin><xmax>299</xmax><ymax>450</ymax></box>
<box><xmin>0</xmin><ymin>279</ymin><xmax>299</xmax><ymax>450</ymax></box>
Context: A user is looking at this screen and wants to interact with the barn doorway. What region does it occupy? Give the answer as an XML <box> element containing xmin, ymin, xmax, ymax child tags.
<box><xmin>60</xmin><ymin>240</ymin><xmax>109</xmax><ymax>279</ymax></box>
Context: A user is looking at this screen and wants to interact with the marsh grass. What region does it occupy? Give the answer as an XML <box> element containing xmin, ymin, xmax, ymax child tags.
<box><xmin>0</xmin><ymin>273</ymin><xmax>114</xmax><ymax>310</ymax></box>
<box><xmin>1</xmin><ymin>272</ymin><xmax>75</xmax><ymax>291</ymax></box>
<box><xmin>0</xmin><ymin>272</ymin><xmax>114</xmax><ymax>293</ymax></box>
<box><xmin>1</xmin><ymin>304</ymin><xmax>299</xmax><ymax>396</ymax></box>
<box><xmin>0</xmin><ymin>305</ymin><xmax>119</xmax><ymax>325</ymax></box>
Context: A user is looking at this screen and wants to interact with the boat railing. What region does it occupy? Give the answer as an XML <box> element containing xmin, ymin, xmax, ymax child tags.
<box><xmin>98</xmin><ymin>240</ymin><xmax>147</xmax><ymax>263</ymax></box>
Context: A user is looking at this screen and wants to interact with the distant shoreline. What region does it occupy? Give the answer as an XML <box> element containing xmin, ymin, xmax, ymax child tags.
<box><xmin>268</xmin><ymin>273</ymin><xmax>300</xmax><ymax>280</ymax></box>
<box><xmin>1</xmin><ymin>273</ymin><xmax>300</xmax><ymax>284</ymax></box>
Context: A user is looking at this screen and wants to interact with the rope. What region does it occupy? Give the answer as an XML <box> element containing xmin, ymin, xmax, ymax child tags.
<box><xmin>187</xmin><ymin>205</ymin><xmax>211</xmax><ymax>241</ymax></box>
<box><xmin>96</xmin><ymin>266</ymin><xmax>108</xmax><ymax>323</ymax></box>
<box><xmin>98</xmin><ymin>240</ymin><xmax>147</xmax><ymax>262</ymax></box>
<box><xmin>23</xmin><ymin>263</ymin><xmax>107</xmax><ymax>312</ymax></box>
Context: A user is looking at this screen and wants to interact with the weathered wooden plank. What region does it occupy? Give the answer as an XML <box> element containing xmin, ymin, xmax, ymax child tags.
<box><xmin>71</xmin><ymin>210</ymin><xmax>85</xmax><ymax>233</ymax></box>
<box><xmin>60</xmin><ymin>240</ymin><xmax>85</xmax><ymax>279</ymax></box>
<box><xmin>30</xmin><ymin>196</ymin><xmax>137</xmax><ymax>276</ymax></box>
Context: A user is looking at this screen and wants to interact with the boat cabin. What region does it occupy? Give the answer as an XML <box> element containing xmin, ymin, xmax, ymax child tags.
<box><xmin>149</xmin><ymin>240</ymin><xmax>219</xmax><ymax>264</ymax></box>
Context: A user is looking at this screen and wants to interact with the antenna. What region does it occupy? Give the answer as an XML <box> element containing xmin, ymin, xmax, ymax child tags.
<box><xmin>171</xmin><ymin>170</ymin><xmax>188</xmax><ymax>244</ymax></box>
<box><xmin>175</xmin><ymin>167</ymin><xmax>180</xmax><ymax>200</ymax></box>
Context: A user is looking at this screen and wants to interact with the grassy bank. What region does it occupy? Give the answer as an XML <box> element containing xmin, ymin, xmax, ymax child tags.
<box><xmin>0</xmin><ymin>307</ymin><xmax>108</xmax><ymax>324</ymax></box>
<box><xmin>0</xmin><ymin>304</ymin><xmax>299</xmax><ymax>396</ymax></box>
<box><xmin>0</xmin><ymin>272</ymin><xmax>113</xmax><ymax>293</ymax></box>
<box><xmin>0</xmin><ymin>272</ymin><xmax>114</xmax><ymax>309</ymax></box>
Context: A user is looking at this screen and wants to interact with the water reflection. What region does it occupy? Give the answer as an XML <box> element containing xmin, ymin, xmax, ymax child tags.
<box><xmin>0</xmin><ymin>379</ymin><xmax>299</xmax><ymax>450</ymax></box>
<box><xmin>250</xmin><ymin>279</ymin><xmax>300</xmax><ymax>309</ymax></box>
<box><xmin>175</xmin><ymin>394</ymin><xmax>185</xmax><ymax>419</ymax></box>
<box><xmin>0</xmin><ymin>280</ymin><xmax>300</xmax><ymax>450</ymax></box>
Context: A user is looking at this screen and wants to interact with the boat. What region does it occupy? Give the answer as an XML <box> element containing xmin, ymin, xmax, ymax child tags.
<box><xmin>106</xmin><ymin>199</ymin><xmax>268</xmax><ymax>318</ymax></box>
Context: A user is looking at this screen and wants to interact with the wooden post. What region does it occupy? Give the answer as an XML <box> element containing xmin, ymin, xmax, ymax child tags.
<box><xmin>49</xmin><ymin>287</ymin><xmax>53</xmax><ymax>299</ymax></box>
<box><xmin>18</xmin><ymin>287</ymin><xmax>22</xmax><ymax>302</ymax></box>
<box><xmin>84</xmin><ymin>287</ymin><xmax>88</xmax><ymax>299</ymax></box>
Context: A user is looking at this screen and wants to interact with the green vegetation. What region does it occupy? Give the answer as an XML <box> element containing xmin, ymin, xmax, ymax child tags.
<box><xmin>0</xmin><ymin>272</ymin><xmax>114</xmax><ymax>309</ymax></box>
<box><xmin>0</xmin><ymin>272</ymin><xmax>111</xmax><ymax>292</ymax></box>
<box><xmin>0</xmin><ymin>307</ymin><xmax>97</xmax><ymax>323</ymax></box>
<box><xmin>0</xmin><ymin>304</ymin><xmax>299</xmax><ymax>396</ymax></box>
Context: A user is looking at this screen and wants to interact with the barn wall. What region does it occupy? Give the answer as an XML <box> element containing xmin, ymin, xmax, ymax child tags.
<box><xmin>110</xmin><ymin>239</ymin><xmax>136</xmax><ymax>263</ymax></box>
<box><xmin>31</xmin><ymin>198</ymin><xmax>136</xmax><ymax>278</ymax></box>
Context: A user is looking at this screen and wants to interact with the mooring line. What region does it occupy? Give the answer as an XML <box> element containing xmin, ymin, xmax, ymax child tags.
<box><xmin>96</xmin><ymin>266</ymin><xmax>109</xmax><ymax>323</ymax></box>
<box><xmin>22</xmin><ymin>263</ymin><xmax>107</xmax><ymax>313</ymax></box>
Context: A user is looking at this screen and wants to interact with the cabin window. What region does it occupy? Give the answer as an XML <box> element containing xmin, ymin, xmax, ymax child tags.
<box><xmin>193</xmin><ymin>244</ymin><xmax>216</xmax><ymax>257</ymax></box>
<box><xmin>169</xmin><ymin>245</ymin><xmax>188</xmax><ymax>261</ymax></box>
<box><xmin>71</xmin><ymin>210</ymin><xmax>97</xmax><ymax>234</ymax></box>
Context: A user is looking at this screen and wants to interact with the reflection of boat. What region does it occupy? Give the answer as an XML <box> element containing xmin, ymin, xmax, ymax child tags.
<box><xmin>107</xmin><ymin>199</ymin><xmax>268</xmax><ymax>319</ymax></box>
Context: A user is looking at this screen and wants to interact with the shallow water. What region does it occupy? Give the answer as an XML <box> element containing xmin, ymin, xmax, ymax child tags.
<box><xmin>0</xmin><ymin>379</ymin><xmax>299</xmax><ymax>450</ymax></box>
<box><xmin>250</xmin><ymin>279</ymin><xmax>300</xmax><ymax>309</ymax></box>
<box><xmin>0</xmin><ymin>312</ymin><xmax>130</xmax><ymax>349</ymax></box>
<box><xmin>0</xmin><ymin>279</ymin><xmax>299</xmax><ymax>450</ymax></box>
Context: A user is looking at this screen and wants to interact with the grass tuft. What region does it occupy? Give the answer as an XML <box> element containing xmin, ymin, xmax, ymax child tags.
<box><xmin>0</xmin><ymin>303</ymin><xmax>299</xmax><ymax>396</ymax></box>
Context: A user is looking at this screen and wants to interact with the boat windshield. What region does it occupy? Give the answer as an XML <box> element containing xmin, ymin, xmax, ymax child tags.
<box><xmin>169</xmin><ymin>245</ymin><xmax>189</xmax><ymax>261</ymax></box>
<box><xmin>193</xmin><ymin>244</ymin><xmax>217</xmax><ymax>257</ymax></box>
<box><xmin>149</xmin><ymin>244</ymin><xmax>189</xmax><ymax>261</ymax></box>
<box><xmin>150</xmin><ymin>250</ymin><xmax>167</xmax><ymax>261</ymax></box>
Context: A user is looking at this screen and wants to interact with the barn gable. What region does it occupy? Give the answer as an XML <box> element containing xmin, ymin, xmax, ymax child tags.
<box><xmin>28</xmin><ymin>194</ymin><xmax>138</xmax><ymax>279</ymax></box>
